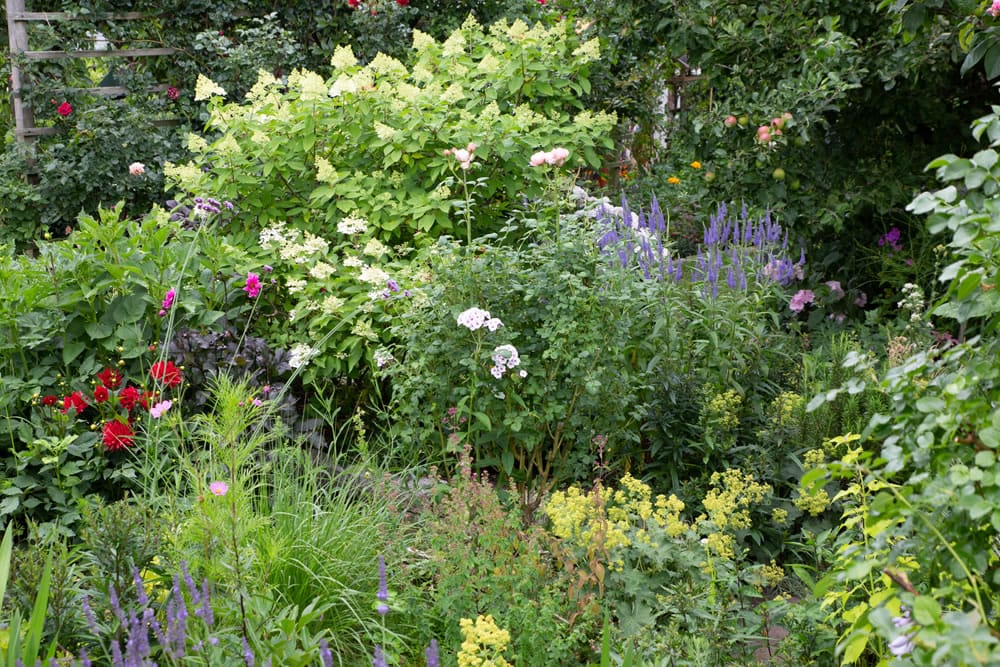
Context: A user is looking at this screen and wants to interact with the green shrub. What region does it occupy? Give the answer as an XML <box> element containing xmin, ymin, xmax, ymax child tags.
<box><xmin>163</xmin><ymin>16</ymin><xmax>614</xmax><ymax>246</ymax></box>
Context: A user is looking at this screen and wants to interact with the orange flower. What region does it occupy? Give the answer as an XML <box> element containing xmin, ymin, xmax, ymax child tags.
<box><xmin>690</xmin><ymin>161</ymin><xmax>702</xmax><ymax>169</ymax></box>
<box><xmin>667</xmin><ymin>176</ymin><xmax>681</xmax><ymax>185</ymax></box>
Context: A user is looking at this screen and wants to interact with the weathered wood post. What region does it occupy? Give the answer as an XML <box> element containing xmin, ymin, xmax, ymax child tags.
<box><xmin>5</xmin><ymin>0</ymin><xmax>36</xmax><ymax>146</ymax></box>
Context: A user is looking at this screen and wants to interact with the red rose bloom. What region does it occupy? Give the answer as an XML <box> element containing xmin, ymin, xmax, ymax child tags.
<box><xmin>57</xmin><ymin>102</ymin><xmax>72</xmax><ymax>117</ymax></box>
<box><xmin>150</xmin><ymin>361</ymin><xmax>182</xmax><ymax>388</ymax></box>
<box><xmin>102</xmin><ymin>419</ymin><xmax>135</xmax><ymax>451</ymax></box>
<box><xmin>396</xmin><ymin>0</ymin><xmax>409</xmax><ymax>5</ymax></box>
<box><xmin>41</xmin><ymin>395</ymin><xmax>58</xmax><ymax>406</ymax></box>
<box><xmin>347</xmin><ymin>0</ymin><xmax>359</xmax><ymax>7</ymax></box>
<box><xmin>61</xmin><ymin>391</ymin><xmax>87</xmax><ymax>415</ymax></box>
<box><xmin>93</xmin><ymin>385</ymin><xmax>109</xmax><ymax>403</ymax></box>
<box><xmin>97</xmin><ymin>367</ymin><xmax>123</xmax><ymax>389</ymax></box>
<box><xmin>118</xmin><ymin>386</ymin><xmax>141</xmax><ymax>411</ymax></box>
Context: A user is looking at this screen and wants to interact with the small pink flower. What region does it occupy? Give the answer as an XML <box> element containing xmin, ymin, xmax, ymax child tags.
<box><xmin>150</xmin><ymin>400</ymin><xmax>173</xmax><ymax>418</ymax></box>
<box><xmin>129</xmin><ymin>162</ymin><xmax>146</xmax><ymax>176</ymax></box>
<box><xmin>209</xmin><ymin>481</ymin><xmax>229</xmax><ymax>496</ymax></box>
<box><xmin>990</xmin><ymin>0</ymin><xmax>1000</xmax><ymax>17</ymax></box>
<box><xmin>530</xmin><ymin>151</ymin><xmax>548</xmax><ymax>167</ymax></box>
<box><xmin>824</xmin><ymin>280</ymin><xmax>844</xmax><ymax>300</ymax></box>
<box><xmin>854</xmin><ymin>292</ymin><xmax>868</xmax><ymax>308</ymax></box>
<box><xmin>789</xmin><ymin>289</ymin><xmax>815</xmax><ymax>313</ymax></box>
<box><xmin>244</xmin><ymin>272</ymin><xmax>261</xmax><ymax>298</ymax></box>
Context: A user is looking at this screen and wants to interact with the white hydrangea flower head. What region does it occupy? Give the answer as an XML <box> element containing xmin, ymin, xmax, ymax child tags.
<box><xmin>194</xmin><ymin>74</ymin><xmax>226</xmax><ymax>101</ymax></box>
<box><xmin>337</xmin><ymin>216</ymin><xmax>369</xmax><ymax>235</ymax></box>
<box><xmin>330</xmin><ymin>44</ymin><xmax>358</xmax><ymax>70</ymax></box>
<box><xmin>288</xmin><ymin>343</ymin><xmax>318</xmax><ymax>369</ymax></box>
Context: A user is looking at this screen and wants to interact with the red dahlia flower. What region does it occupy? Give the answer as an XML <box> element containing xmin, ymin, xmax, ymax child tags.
<box><xmin>61</xmin><ymin>391</ymin><xmax>87</xmax><ymax>415</ymax></box>
<box><xmin>102</xmin><ymin>420</ymin><xmax>135</xmax><ymax>451</ymax></box>
<box><xmin>93</xmin><ymin>385</ymin><xmax>109</xmax><ymax>403</ymax></box>
<box><xmin>118</xmin><ymin>386</ymin><xmax>141</xmax><ymax>411</ymax></box>
<box><xmin>150</xmin><ymin>361</ymin><xmax>183</xmax><ymax>388</ymax></box>
<box><xmin>41</xmin><ymin>394</ymin><xmax>58</xmax><ymax>406</ymax></box>
<box><xmin>97</xmin><ymin>367</ymin><xmax>123</xmax><ymax>389</ymax></box>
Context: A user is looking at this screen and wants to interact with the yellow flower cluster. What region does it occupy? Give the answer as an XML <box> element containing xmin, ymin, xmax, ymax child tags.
<box><xmin>458</xmin><ymin>615</ymin><xmax>513</xmax><ymax>667</ymax></box>
<box><xmin>794</xmin><ymin>487</ymin><xmax>830</xmax><ymax>516</ymax></box>
<box><xmin>702</xmin><ymin>469</ymin><xmax>771</xmax><ymax>532</ymax></box>
<box><xmin>770</xmin><ymin>391</ymin><xmax>803</xmax><ymax>428</ymax></box>
<box><xmin>803</xmin><ymin>448</ymin><xmax>826</xmax><ymax>468</ymax></box>
<box><xmin>757</xmin><ymin>560</ymin><xmax>785</xmax><ymax>588</ymax></box>
<box><xmin>702</xmin><ymin>389</ymin><xmax>743</xmax><ymax>432</ymax></box>
<box><xmin>544</xmin><ymin>474</ymin><xmax>687</xmax><ymax>570</ymax></box>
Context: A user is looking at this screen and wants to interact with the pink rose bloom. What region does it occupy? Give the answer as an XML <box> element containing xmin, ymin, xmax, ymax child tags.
<box><xmin>789</xmin><ymin>289</ymin><xmax>815</xmax><ymax>313</ymax></box>
<box><xmin>548</xmin><ymin>147</ymin><xmax>570</xmax><ymax>166</ymax></box>
<box><xmin>990</xmin><ymin>0</ymin><xmax>1000</xmax><ymax>17</ymax></box>
<box><xmin>244</xmin><ymin>272</ymin><xmax>262</xmax><ymax>298</ymax></box>
<box><xmin>530</xmin><ymin>151</ymin><xmax>548</xmax><ymax>167</ymax></box>
<box><xmin>129</xmin><ymin>162</ymin><xmax>146</xmax><ymax>176</ymax></box>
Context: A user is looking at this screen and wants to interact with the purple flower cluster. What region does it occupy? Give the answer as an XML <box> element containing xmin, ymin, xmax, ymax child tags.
<box><xmin>596</xmin><ymin>195</ymin><xmax>681</xmax><ymax>282</ymax></box>
<box><xmin>192</xmin><ymin>196</ymin><xmax>234</xmax><ymax>217</ymax></box>
<box><xmin>879</xmin><ymin>226</ymin><xmax>903</xmax><ymax>252</ymax></box>
<box><xmin>596</xmin><ymin>198</ymin><xmax>804</xmax><ymax>297</ymax></box>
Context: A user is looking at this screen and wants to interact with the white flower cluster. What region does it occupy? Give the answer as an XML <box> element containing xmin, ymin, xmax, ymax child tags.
<box><xmin>194</xmin><ymin>74</ymin><xmax>226</xmax><ymax>101</ymax></box>
<box><xmin>490</xmin><ymin>344</ymin><xmax>521</xmax><ymax>379</ymax></box>
<box><xmin>457</xmin><ymin>307</ymin><xmax>503</xmax><ymax>332</ymax></box>
<box><xmin>288</xmin><ymin>343</ymin><xmax>319</xmax><ymax>369</ymax></box>
<box><xmin>358</xmin><ymin>265</ymin><xmax>390</xmax><ymax>285</ymax></box>
<box><xmin>337</xmin><ymin>216</ymin><xmax>369</xmax><ymax>235</ymax></box>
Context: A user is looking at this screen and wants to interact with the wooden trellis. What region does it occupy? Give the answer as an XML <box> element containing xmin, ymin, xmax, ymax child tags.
<box><xmin>5</xmin><ymin>0</ymin><xmax>180</xmax><ymax>144</ymax></box>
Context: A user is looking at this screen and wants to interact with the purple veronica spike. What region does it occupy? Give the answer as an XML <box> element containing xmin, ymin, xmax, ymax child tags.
<box><xmin>243</xmin><ymin>637</ymin><xmax>255</xmax><ymax>667</ymax></box>
<box><xmin>320</xmin><ymin>639</ymin><xmax>334</xmax><ymax>667</ymax></box>
<box><xmin>425</xmin><ymin>639</ymin><xmax>440</xmax><ymax>667</ymax></box>
<box><xmin>133</xmin><ymin>567</ymin><xmax>149</xmax><ymax>608</ymax></box>
<box><xmin>377</xmin><ymin>555</ymin><xmax>388</xmax><ymax>602</ymax></box>
<box><xmin>109</xmin><ymin>584</ymin><xmax>126</xmax><ymax>626</ymax></box>
<box><xmin>373</xmin><ymin>645</ymin><xmax>388</xmax><ymax>667</ymax></box>
<box><xmin>111</xmin><ymin>640</ymin><xmax>125</xmax><ymax>667</ymax></box>
<box><xmin>82</xmin><ymin>595</ymin><xmax>100</xmax><ymax>635</ymax></box>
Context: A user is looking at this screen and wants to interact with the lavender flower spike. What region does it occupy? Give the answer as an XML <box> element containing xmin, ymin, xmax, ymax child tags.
<box><xmin>373</xmin><ymin>645</ymin><xmax>388</xmax><ymax>667</ymax></box>
<box><xmin>425</xmin><ymin>639</ymin><xmax>440</xmax><ymax>667</ymax></box>
<box><xmin>377</xmin><ymin>555</ymin><xmax>388</xmax><ymax>602</ymax></box>
<box><xmin>320</xmin><ymin>639</ymin><xmax>335</xmax><ymax>667</ymax></box>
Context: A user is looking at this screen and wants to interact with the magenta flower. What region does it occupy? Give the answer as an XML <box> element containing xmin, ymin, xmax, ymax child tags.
<box><xmin>990</xmin><ymin>0</ymin><xmax>1000</xmax><ymax>17</ymax></box>
<box><xmin>159</xmin><ymin>289</ymin><xmax>176</xmax><ymax>317</ymax></box>
<box><xmin>209</xmin><ymin>481</ymin><xmax>229</xmax><ymax>496</ymax></box>
<box><xmin>789</xmin><ymin>289</ymin><xmax>815</xmax><ymax>313</ymax></box>
<box><xmin>244</xmin><ymin>272</ymin><xmax>262</xmax><ymax>298</ymax></box>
